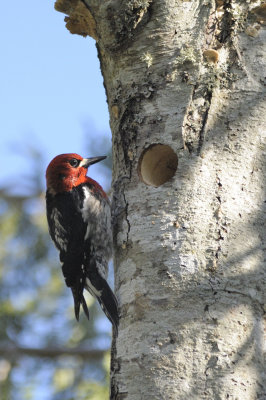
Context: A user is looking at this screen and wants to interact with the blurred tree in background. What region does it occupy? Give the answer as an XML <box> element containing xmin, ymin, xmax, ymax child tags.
<box><xmin>0</xmin><ymin>136</ymin><xmax>112</xmax><ymax>400</ymax></box>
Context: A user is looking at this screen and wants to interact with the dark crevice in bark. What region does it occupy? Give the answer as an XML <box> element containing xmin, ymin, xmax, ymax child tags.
<box><xmin>118</xmin><ymin>81</ymin><xmax>156</xmax><ymax>169</ymax></box>
<box><xmin>104</xmin><ymin>0</ymin><xmax>153</xmax><ymax>52</ymax></box>
<box><xmin>119</xmin><ymin>98</ymin><xmax>139</xmax><ymax>168</ymax></box>
<box><xmin>112</xmin><ymin>175</ymin><xmax>131</xmax><ymax>252</ymax></box>
<box><xmin>206</xmin><ymin>176</ymin><xmax>226</xmax><ymax>273</ymax></box>
<box><xmin>123</xmin><ymin>191</ymin><xmax>131</xmax><ymax>245</ymax></box>
<box><xmin>197</xmin><ymin>89</ymin><xmax>213</xmax><ymax>154</ymax></box>
<box><xmin>110</xmin><ymin>335</ymin><xmax>121</xmax><ymax>400</ymax></box>
<box><xmin>214</xmin><ymin>177</ymin><xmax>224</xmax><ymax>263</ymax></box>
<box><xmin>182</xmin><ymin>4</ymin><xmax>217</xmax><ymax>154</ymax></box>
<box><xmin>217</xmin><ymin>0</ymin><xmax>235</xmax><ymax>45</ymax></box>
<box><xmin>183</xmin><ymin>84</ymin><xmax>214</xmax><ymax>154</ymax></box>
<box><xmin>112</xmin><ymin>178</ymin><xmax>131</xmax><ymax>247</ymax></box>
<box><xmin>216</xmin><ymin>0</ymin><xmax>245</xmax><ymax>72</ymax></box>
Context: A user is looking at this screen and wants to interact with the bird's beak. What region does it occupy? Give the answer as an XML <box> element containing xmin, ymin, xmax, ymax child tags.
<box><xmin>79</xmin><ymin>156</ymin><xmax>107</xmax><ymax>168</ymax></box>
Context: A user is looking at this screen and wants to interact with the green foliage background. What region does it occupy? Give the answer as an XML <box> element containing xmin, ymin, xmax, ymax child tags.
<box><xmin>0</xmin><ymin>143</ymin><xmax>112</xmax><ymax>400</ymax></box>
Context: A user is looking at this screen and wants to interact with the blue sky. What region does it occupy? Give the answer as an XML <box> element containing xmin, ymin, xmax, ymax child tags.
<box><xmin>0</xmin><ymin>0</ymin><xmax>110</xmax><ymax>191</ymax></box>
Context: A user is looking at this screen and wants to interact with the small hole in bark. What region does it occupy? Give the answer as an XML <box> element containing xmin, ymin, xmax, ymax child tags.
<box><xmin>138</xmin><ymin>144</ymin><xmax>178</xmax><ymax>187</ymax></box>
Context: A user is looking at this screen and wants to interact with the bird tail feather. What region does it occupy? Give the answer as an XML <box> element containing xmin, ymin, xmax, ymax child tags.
<box><xmin>86</xmin><ymin>276</ymin><xmax>119</xmax><ymax>336</ymax></box>
<box><xmin>71</xmin><ymin>287</ymin><xmax>90</xmax><ymax>322</ymax></box>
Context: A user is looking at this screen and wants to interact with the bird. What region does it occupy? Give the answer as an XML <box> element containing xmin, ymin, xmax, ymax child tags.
<box><xmin>45</xmin><ymin>153</ymin><xmax>119</xmax><ymax>335</ymax></box>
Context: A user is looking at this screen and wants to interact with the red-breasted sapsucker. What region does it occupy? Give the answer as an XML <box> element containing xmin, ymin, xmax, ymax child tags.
<box><xmin>45</xmin><ymin>153</ymin><xmax>119</xmax><ymax>334</ymax></box>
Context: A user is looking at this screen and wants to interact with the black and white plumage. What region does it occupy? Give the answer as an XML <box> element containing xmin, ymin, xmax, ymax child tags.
<box><xmin>45</xmin><ymin>153</ymin><xmax>119</xmax><ymax>334</ymax></box>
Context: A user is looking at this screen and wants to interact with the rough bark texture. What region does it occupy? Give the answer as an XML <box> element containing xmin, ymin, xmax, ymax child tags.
<box><xmin>55</xmin><ymin>0</ymin><xmax>265</xmax><ymax>399</ymax></box>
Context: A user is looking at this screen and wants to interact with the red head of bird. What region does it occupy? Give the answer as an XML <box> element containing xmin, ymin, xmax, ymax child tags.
<box><xmin>46</xmin><ymin>153</ymin><xmax>106</xmax><ymax>194</ymax></box>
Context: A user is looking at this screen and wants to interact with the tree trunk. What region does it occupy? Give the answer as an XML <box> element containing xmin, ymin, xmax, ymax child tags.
<box><xmin>55</xmin><ymin>1</ymin><xmax>265</xmax><ymax>399</ymax></box>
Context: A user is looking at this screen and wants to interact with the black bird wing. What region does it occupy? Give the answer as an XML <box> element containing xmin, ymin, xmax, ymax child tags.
<box><xmin>46</xmin><ymin>188</ymin><xmax>89</xmax><ymax>320</ymax></box>
<box><xmin>46</xmin><ymin>187</ymin><xmax>119</xmax><ymax>333</ymax></box>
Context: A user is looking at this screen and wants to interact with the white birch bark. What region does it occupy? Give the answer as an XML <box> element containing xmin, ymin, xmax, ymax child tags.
<box><xmin>55</xmin><ymin>0</ymin><xmax>265</xmax><ymax>399</ymax></box>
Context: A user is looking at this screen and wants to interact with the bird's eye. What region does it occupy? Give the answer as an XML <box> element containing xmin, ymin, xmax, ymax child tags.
<box><xmin>69</xmin><ymin>159</ymin><xmax>80</xmax><ymax>167</ymax></box>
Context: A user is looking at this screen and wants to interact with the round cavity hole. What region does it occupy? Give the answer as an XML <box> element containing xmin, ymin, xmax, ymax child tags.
<box><xmin>138</xmin><ymin>144</ymin><xmax>178</xmax><ymax>187</ymax></box>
